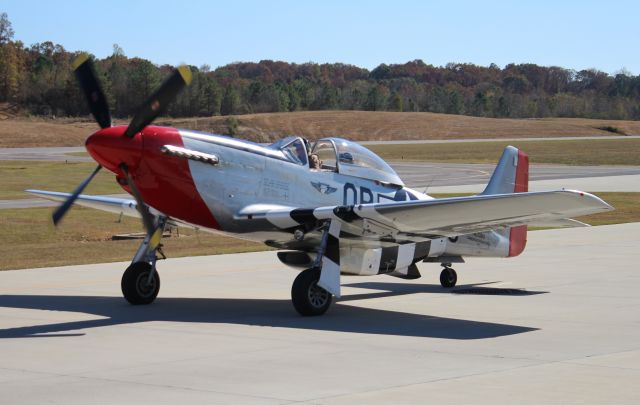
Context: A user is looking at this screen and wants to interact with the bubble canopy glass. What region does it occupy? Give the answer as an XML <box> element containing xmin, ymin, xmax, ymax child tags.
<box><xmin>312</xmin><ymin>138</ymin><xmax>404</xmax><ymax>186</ymax></box>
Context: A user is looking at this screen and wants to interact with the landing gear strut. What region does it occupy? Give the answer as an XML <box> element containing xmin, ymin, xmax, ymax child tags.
<box><xmin>439</xmin><ymin>263</ymin><xmax>457</xmax><ymax>288</ymax></box>
<box><xmin>121</xmin><ymin>216</ymin><xmax>167</xmax><ymax>305</ymax></box>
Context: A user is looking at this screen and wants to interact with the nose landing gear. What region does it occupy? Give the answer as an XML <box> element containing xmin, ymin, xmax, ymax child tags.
<box><xmin>122</xmin><ymin>261</ymin><xmax>160</xmax><ymax>305</ymax></box>
<box><xmin>121</xmin><ymin>216</ymin><xmax>167</xmax><ymax>305</ymax></box>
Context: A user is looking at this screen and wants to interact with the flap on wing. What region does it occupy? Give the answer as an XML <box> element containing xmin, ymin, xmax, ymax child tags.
<box><xmin>235</xmin><ymin>190</ymin><xmax>612</xmax><ymax>238</ymax></box>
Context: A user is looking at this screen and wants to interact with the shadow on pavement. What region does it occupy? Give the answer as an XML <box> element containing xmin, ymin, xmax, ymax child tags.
<box><xmin>0</xmin><ymin>281</ymin><xmax>538</xmax><ymax>339</ymax></box>
<box><xmin>341</xmin><ymin>281</ymin><xmax>547</xmax><ymax>301</ymax></box>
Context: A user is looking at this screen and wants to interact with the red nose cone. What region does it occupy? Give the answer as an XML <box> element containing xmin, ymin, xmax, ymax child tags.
<box><xmin>85</xmin><ymin>126</ymin><xmax>142</xmax><ymax>173</ymax></box>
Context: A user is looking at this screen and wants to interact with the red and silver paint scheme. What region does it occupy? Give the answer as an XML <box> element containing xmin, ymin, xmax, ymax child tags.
<box><xmin>56</xmin><ymin>126</ymin><xmax>609</xmax><ymax>272</ymax></box>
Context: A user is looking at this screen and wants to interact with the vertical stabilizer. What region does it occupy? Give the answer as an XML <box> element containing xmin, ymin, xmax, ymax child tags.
<box><xmin>482</xmin><ymin>146</ymin><xmax>529</xmax><ymax>257</ymax></box>
<box><xmin>482</xmin><ymin>145</ymin><xmax>529</xmax><ymax>195</ymax></box>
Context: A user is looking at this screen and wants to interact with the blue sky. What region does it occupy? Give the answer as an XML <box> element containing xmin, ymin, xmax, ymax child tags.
<box><xmin>3</xmin><ymin>0</ymin><xmax>639</xmax><ymax>74</ymax></box>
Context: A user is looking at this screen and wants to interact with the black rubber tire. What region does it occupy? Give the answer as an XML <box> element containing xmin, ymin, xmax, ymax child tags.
<box><xmin>121</xmin><ymin>262</ymin><xmax>160</xmax><ymax>305</ymax></box>
<box><xmin>291</xmin><ymin>268</ymin><xmax>332</xmax><ymax>316</ymax></box>
<box><xmin>440</xmin><ymin>267</ymin><xmax>457</xmax><ymax>288</ymax></box>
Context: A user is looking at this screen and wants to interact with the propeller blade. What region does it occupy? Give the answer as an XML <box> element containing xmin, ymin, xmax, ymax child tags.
<box><xmin>73</xmin><ymin>54</ymin><xmax>112</xmax><ymax>129</ymax></box>
<box><xmin>121</xmin><ymin>164</ymin><xmax>156</xmax><ymax>236</ymax></box>
<box><xmin>52</xmin><ymin>164</ymin><xmax>102</xmax><ymax>226</ymax></box>
<box><xmin>124</xmin><ymin>65</ymin><xmax>192</xmax><ymax>138</ymax></box>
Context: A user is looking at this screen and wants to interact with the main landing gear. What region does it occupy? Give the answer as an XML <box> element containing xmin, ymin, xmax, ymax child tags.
<box><xmin>291</xmin><ymin>221</ymin><xmax>339</xmax><ymax>316</ymax></box>
<box><xmin>121</xmin><ymin>216</ymin><xmax>167</xmax><ymax>305</ymax></box>
<box><xmin>439</xmin><ymin>263</ymin><xmax>457</xmax><ymax>288</ymax></box>
<box><xmin>291</xmin><ymin>268</ymin><xmax>332</xmax><ymax>316</ymax></box>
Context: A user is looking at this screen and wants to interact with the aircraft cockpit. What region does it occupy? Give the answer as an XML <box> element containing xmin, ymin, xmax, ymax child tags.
<box><xmin>311</xmin><ymin>138</ymin><xmax>404</xmax><ymax>186</ymax></box>
<box><xmin>270</xmin><ymin>136</ymin><xmax>404</xmax><ymax>186</ymax></box>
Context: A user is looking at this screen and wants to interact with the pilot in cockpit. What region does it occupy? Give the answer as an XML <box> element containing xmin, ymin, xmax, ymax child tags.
<box><xmin>309</xmin><ymin>154</ymin><xmax>321</xmax><ymax>170</ymax></box>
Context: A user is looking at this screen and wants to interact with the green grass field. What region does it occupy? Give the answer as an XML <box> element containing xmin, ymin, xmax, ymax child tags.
<box><xmin>368</xmin><ymin>138</ymin><xmax>640</xmax><ymax>165</ymax></box>
<box><xmin>0</xmin><ymin>160</ymin><xmax>122</xmax><ymax>200</ymax></box>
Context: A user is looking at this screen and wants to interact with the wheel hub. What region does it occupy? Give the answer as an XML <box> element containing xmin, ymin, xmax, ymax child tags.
<box><xmin>308</xmin><ymin>281</ymin><xmax>329</xmax><ymax>308</ymax></box>
<box><xmin>135</xmin><ymin>272</ymin><xmax>156</xmax><ymax>298</ymax></box>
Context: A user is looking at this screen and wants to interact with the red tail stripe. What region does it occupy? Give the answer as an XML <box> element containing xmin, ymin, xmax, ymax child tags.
<box><xmin>509</xmin><ymin>149</ymin><xmax>529</xmax><ymax>257</ymax></box>
<box><xmin>514</xmin><ymin>150</ymin><xmax>529</xmax><ymax>193</ymax></box>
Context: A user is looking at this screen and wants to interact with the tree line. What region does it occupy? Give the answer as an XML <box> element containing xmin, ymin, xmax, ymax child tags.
<box><xmin>1</xmin><ymin>12</ymin><xmax>639</xmax><ymax>120</ymax></box>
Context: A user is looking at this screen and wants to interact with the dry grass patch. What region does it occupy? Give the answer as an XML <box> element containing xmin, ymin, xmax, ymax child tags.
<box><xmin>0</xmin><ymin>118</ymin><xmax>97</xmax><ymax>147</ymax></box>
<box><xmin>3</xmin><ymin>112</ymin><xmax>640</xmax><ymax>147</ymax></box>
<box><xmin>0</xmin><ymin>207</ymin><xmax>267</xmax><ymax>270</ymax></box>
<box><xmin>164</xmin><ymin>112</ymin><xmax>640</xmax><ymax>142</ymax></box>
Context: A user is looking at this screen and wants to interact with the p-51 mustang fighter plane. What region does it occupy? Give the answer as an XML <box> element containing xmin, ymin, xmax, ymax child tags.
<box><xmin>28</xmin><ymin>56</ymin><xmax>613</xmax><ymax>316</ymax></box>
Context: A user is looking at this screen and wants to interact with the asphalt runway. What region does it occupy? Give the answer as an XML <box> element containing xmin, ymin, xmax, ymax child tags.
<box><xmin>1</xmin><ymin>223</ymin><xmax>638</xmax><ymax>403</ymax></box>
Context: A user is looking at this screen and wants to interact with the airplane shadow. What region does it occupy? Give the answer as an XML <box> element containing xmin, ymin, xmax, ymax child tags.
<box><xmin>341</xmin><ymin>281</ymin><xmax>547</xmax><ymax>301</ymax></box>
<box><xmin>0</xmin><ymin>282</ymin><xmax>540</xmax><ymax>340</ymax></box>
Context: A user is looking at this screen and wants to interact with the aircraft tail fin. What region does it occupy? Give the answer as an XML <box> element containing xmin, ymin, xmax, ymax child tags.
<box><xmin>482</xmin><ymin>146</ymin><xmax>529</xmax><ymax>257</ymax></box>
<box><xmin>482</xmin><ymin>145</ymin><xmax>529</xmax><ymax>195</ymax></box>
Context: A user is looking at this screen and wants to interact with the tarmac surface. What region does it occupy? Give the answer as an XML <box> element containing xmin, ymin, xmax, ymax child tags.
<box><xmin>1</xmin><ymin>223</ymin><xmax>639</xmax><ymax>404</ymax></box>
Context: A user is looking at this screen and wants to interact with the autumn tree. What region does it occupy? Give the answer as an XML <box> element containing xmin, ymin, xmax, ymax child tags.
<box><xmin>0</xmin><ymin>12</ymin><xmax>13</xmax><ymax>44</ymax></box>
<box><xmin>1</xmin><ymin>10</ymin><xmax>639</xmax><ymax>122</ymax></box>
<box><xmin>220</xmin><ymin>85</ymin><xmax>240</xmax><ymax>115</ymax></box>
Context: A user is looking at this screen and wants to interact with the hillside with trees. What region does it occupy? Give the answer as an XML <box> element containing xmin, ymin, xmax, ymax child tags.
<box><xmin>1</xmin><ymin>12</ymin><xmax>639</xmax><ymax>121</ymax></box>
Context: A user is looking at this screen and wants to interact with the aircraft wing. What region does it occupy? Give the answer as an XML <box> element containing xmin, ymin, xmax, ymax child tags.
<box><xmin>25</xmin><ymin>190</ymin><xmax>142</xmax><ymax>218</ymax></box>
<box><xmin>236</xmin><ymin>190</ymin><xmax>613</xmax><ymax>238</ymax></box>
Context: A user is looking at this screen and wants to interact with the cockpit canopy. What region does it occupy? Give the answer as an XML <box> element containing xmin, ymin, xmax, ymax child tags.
<box><xmin>269</xmin><ymin>136</ymin><xmax>404</xmax><ymax>186</ymax></box>
<box><xmin>312</xmin><ymin>138</ymin><xmax>404</xmax><ymax>186</ymax></box>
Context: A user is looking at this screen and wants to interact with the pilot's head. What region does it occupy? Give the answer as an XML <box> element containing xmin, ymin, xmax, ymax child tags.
<box><xmin>309</xmin><ymin>154</ymin><xmax>321</xmax><ymax>169</ymax></box>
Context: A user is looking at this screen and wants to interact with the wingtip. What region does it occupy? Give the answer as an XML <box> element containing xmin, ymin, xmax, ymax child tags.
<box><xmin>562</xmin><ymin>189</ymin><xmax>615</xmax><ymax>211</ymax></box>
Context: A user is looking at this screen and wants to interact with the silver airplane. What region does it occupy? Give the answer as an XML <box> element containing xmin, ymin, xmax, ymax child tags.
<box><xmin>28</xmin><ymin>56</ymin><xmax>613</xmax><ymax>316</ymax></box>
